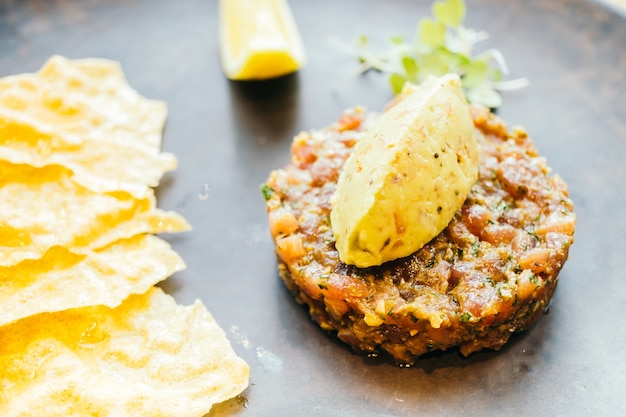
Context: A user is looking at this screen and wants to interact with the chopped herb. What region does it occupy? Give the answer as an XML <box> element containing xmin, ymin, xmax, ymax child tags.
<box><xmin>459</xmin><ymin>311</ymin><xmax>473</xmax><ymax>322</ymax></box>
<box><xmin>498</xmin><ymin>286</ymin><xmax>512</xmax><ymax>298</ymax></box>
<box><xmin>260</xmin><ymin>184</ymin><xmax>276</xmax><ymax>201</ymax></box>
<box><xmin>317</xmin><ymin>273</ymin><xmax>330</xmax><ymax>290</ymax></box>
<box><xmin>526</xmin><ymin>228</ymin><xmax>540</xmax><ymax>241</ymax></box>
<box><xmin>529</xmin><ymin>273</ymin><xmax>539</xmax><ymax>285</ymax></box>
<box><xmin>354</xmin><ymin>0</ymin><xmax>528</xmax><ymax>109</ymax></box>
<box><xmin>471</xmin><ymin>240</ymin><xmax>481</xmax><ymax>256</ymax></box>
<box><xmin>493</xmin><ymin>200</ymin><xmax>511</xmax><ymax>218</ymax></box>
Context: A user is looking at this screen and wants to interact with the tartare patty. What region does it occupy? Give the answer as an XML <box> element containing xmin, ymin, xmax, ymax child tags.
<box><xmin>263</xmin><ymin>105</ymin><xmax>575</xmax><ymax>364</ymax></box>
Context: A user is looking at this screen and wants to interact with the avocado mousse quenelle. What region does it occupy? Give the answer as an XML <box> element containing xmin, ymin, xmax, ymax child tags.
<box><xmin>330</xmin><ymin>74</ymin><xmax>479</xmax><ymax>268</ymax></box>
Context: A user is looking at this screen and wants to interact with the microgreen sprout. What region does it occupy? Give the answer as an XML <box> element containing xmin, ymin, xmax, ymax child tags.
<box><xmin>355</xmin><ymin>0</ymin><xmax>528</xmax><ymax>109</ymax></box>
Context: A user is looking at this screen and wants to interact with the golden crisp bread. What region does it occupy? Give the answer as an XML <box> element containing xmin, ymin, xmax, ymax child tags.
<box><xmin>0</xmin><ymin>288</ymin><xmax>250</xmax><ymax>417</ymax></box>
<box><xmin>0</xmin><ymin>234</ymin><xmax>185</xmax><ymax>327</ymax></box>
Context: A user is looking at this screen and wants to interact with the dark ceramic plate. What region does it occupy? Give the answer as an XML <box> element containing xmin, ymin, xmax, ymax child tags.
<box><xmin>1</xmin><ymin>0</ymin><xmax>625</xmax><ymax>415</ymax></box>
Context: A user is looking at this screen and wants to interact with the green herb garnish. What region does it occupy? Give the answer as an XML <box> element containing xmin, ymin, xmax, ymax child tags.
<box><xmin>355</xmin><ymin>0</ymin><xmax>528</xmax><ymax>108</ymax></box>
<box><xmin>459</xmin><ymin>311</ymin><xmax>474</xmax><ymax>322</ymax></box>
<box><xmin>260</xmin><ymin>184</ymin><xmax>276</xmax><ymax>201</ymax></box>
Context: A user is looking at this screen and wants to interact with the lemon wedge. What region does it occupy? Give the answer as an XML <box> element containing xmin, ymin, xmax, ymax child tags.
<box><xmin>218</xmin><ymin>0</ymin><xmax>306</xmax><ymax>80</ymax></box>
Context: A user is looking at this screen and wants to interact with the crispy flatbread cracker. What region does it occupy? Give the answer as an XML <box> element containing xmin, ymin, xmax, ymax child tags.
<box><xmin>0</xmin><ymin>55</ymin><xmax>166</xmax><ymax>154</ymax></box>
<box><xmin>0</xmin><ymin>114</ymin><xmax>176</xmax><ymax>198</ymax></box>
<box><xmin>0</xmin><ymin>55</ymin><xmax>176</xmax><ymax>197</ymax></box>
<box><xmin>0</xmin><ymin>56</ymin><xmax>249</xmax><ymax>414</ymax></box>
<box><xmin>0</xmin><ymin>234</ymin><xmax>185</xmax><ymax>327</ymax></box>
<box><xmin>0</xmin><ymin>287</ymin><xmax>250</xmax><ymax>417</ymax></box>
<box><xmin>0</xmin><ymin>161</ymin><xmax>189</xmax><ymax>267</ymax></box>
<box><xmin>0</xmin><ymin>107</ymin><xmax>176</xmax><ymax>198</ymax></box>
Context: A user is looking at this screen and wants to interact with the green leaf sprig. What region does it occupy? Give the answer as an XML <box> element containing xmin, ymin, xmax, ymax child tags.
<box><xmin>356</xmin><ymin>0</ymin><xmax>528</xmax><ymax>109</ymax></box>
